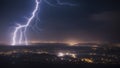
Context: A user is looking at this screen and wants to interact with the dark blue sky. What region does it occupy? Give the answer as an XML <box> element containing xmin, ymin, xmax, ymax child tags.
<box><xmin>0</xmin><ymin>0</ymin><xmax>120</xmax><ymax>44</ymax></box>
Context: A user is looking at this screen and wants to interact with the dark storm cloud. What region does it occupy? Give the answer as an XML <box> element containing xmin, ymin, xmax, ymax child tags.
<box><xmin>89</xmin><ymin>11</ymin><xmax>120</xmax><ymax>42</ymax></box>
<box><xmin>0</xmin><ymin>0</ymin><xmax>120</xmax><ymax>43</ymax></box>
<box><xmin>90</xmin><ymin>11</ymin><xmax>120</xmax><ymax>22</ymax></box>
<box><xmin>36</xmin><ymin>0</ymin><xmax>120</xmax><ymax>43</ymax></box>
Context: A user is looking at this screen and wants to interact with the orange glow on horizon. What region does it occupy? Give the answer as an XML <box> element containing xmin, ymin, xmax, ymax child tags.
<box><xmin>30</xmin><ymin>40</ymin><xmax>80</xmax><ymax>46</ymax></box>
<box><xmin>25</xmin><ymin>39</ymin><xmax>102</xmax><ymax>46</ymax></box>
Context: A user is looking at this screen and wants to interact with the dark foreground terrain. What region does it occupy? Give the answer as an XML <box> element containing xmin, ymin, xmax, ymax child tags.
<box><xmin>0</xmin><ymin>44</ymin><xmax>120</xmax><ymax>68</ymax></box>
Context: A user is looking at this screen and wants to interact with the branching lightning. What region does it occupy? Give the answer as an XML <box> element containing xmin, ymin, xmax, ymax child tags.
<box><xmin>56</xmin><ymin>0</ymin><xmax>77</xmax><ymax>6</ymax></box>
<box><xmin>44</xmin><ymin>0</ymin><xmax>76</xmax><ymax>7</ymax></box>
<box><xmin>11</xmin><ymin>0</ymin><xmax>76</xmax><ymax>46</ymax></box>
<box><xmin>12</xmin><ymin>0</ymin><xmax>40</xmax><ymax>46</ymax></box>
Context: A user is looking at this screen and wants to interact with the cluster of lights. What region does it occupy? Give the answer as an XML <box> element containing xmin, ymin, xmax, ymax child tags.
<box><xmin>0</xmin><ymin>49</ymin><xmax>48</xmax><ymax>56</ymax></box>
<box><xmin>0</xmin><ymin>51</ymin><xmax>18</xmax><ymax>55</ymax></box>
<box><xmin>81</xmin><ymin>58</ymin><xmax>94</xmax><ymax>63</ymax></box>
<box><xmin>57</xmin><ymin>52</ymin><xmax>77</xmax><ymax>58</ymax></box>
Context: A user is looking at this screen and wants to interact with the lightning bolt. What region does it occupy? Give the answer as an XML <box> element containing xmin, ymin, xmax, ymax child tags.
<box><xmin>12</xmin><ymin>0</ymin><xmax>40</xmax><ymax>46</ymax></box>
<box><xmin>56</xmin><ymin>0</ymin><xmax>77</xmax><ymax>6</ymax></box>
<box><xmin>44</xmin><ymin>0</ymin><xmax>76</xmax><ymax>7</ymax></box>
<box><xmin>11</xmin><ymin>0</ymin><xmax>76</xmax><ymax>46</ymax></box>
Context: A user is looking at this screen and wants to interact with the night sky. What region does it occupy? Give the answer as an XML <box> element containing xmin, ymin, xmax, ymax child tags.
<box><xmin>0</xmin><ymin>0</ymin><xmax>120</xmax><ymax>44</ymax></box>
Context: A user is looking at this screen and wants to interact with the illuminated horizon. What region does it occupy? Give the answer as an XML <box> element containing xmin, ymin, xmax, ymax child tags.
<box><xmin>0</xmin><ymin>40</ymin><xmax>102</xmax><ymax>46</ymax></box>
